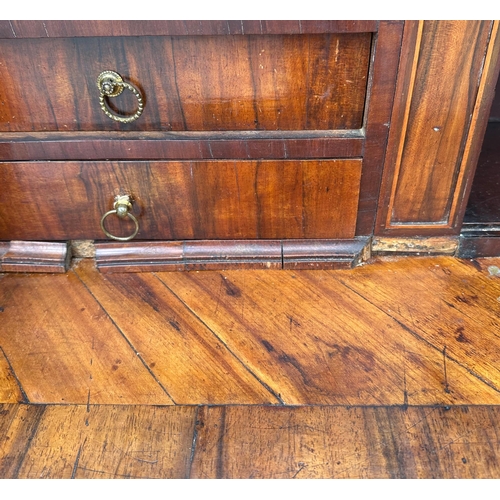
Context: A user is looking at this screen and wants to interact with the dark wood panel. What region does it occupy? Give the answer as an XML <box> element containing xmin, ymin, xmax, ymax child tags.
<box><xmin>0</xmin><ymin>160</ymin><xmax>362</xmax><ymax>241</ymax></box>
<box><xmin>490</xmin><ymin>80</ymin><xmax>500</xmax><ymax>120</ymax></box>
<box><xmin>458</xmin><ymin>234</ymin><xmax>500</xmax><ymax>258</ymax></box>
<box><xmin>463</xmin><ymin>116</ymin><xmax>500</xmax><ymax>225</ymax></box>
<box><xmin>383</xmin><ymin>21</ymin><xmax>493</xmax><ymax>226</ymax></box>
<box><xmin>0</xmin><ymin>241</ymin><xmax>70</xmax><ymax>273</ymax></box>
<box><xmin>355</xmin><ymin>21</ymin><xmax>404</xmax><ymax>235</ymax></box>
<box><xmin>0</xmin><ymin>21</ymin><xmax>379</xmax><ymax>39</ymax></box>
<box><xmin>0</xmin><ymin>131</ymin><xmax>363</xmax><ymax>161</ymax></box>
<box><xmin>93</xmin><ymin>238</ymin><xmax>369</xmax><ymax>272</ymax></box>
<box><xmin>0</xmin><ymin>34</ymin><xmax>371</xmax><ymax>132</ymax></box>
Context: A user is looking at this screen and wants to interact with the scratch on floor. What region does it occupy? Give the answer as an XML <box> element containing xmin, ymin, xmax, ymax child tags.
<box><xmin>443</xmin><ymin>346</ymin><xmax>451</xmax><ymax>394</ymax></box>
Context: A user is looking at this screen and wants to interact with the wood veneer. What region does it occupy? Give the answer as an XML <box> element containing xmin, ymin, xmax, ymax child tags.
<box><xmin>0</xmin><ymin>159</ymin><xmax>363</xmax><ymax>241</ymax></box>
<box><xmin>376</xmin><ymin>20</ymin><xmax>500</xmax><ymax>236</ymax></box>
<box><xmin>0</xmin><ymin>34</ymin><xmax>371</xmax><ymax>132</ymax></box>
<box><xmin>0</xmin><ymin>20</ymin><xmax>380</xmax><ymax>39</ymax></box>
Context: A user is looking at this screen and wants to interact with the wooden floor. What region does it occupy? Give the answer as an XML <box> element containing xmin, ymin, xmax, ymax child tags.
<box><xmin>1</xmin><ymin>255</ymin><xmax>500</xmax><ymax>478</ymax></box>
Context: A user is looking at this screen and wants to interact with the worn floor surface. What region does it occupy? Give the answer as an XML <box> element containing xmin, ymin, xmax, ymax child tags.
<box><xmin>1</xmin><ymin>255</ymin><xmax>500</xmax><ymax>478</ymax></box>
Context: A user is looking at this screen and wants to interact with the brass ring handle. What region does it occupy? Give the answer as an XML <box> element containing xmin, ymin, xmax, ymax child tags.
<box><xmin>100</xmin><ymin>195</ymin><xmax>140</xmax><ymax>241</ymax></box>
<box><xmin>97</xmin><ymin>70</ymin><xmax>144</xmax><ymax>123</ymax></box>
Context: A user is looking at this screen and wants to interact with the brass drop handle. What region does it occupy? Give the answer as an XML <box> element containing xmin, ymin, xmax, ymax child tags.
<box><xmin>100</xmin><ymin>195</ymin><xmax>140</xmax><ymax>241</ymax></box>
<box><xmin>97</xmin><ymin>70</ymin><xmax>144</xmax><ymax>123</ymax></box>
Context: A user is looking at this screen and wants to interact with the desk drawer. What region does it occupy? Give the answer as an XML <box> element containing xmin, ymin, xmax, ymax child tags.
<box><xmin>0</xmin><ymin>34</ymin><xmax>371</xmax><ymax>132</ymax></box>
<box><xmin>0</xmin><ymin>159</ymin><xmax>362</xmax><ymax>240</ymax></box>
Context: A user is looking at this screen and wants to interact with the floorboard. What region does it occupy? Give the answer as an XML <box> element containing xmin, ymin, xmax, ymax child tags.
<box><xmin>334</xmin><ymin>257</ymin><xmax>500</xmax><ymax>403</ymax></box>
<box><xmin>0</xmin><ymin>271</ymin><xmax>172</xmax><ymax>404</ymax></box>
<box><xmin>74</xmin><ymin>260</ymin><xmax>277</xmax><ymax>405</ymax></box>
<box><xmin>158</xmin><ymin>269</ymin><xmax>407</xmax><ymax>405</ymax></box>
<box><xmin>2</xmin><ymin>255</ymin><xmax>500</xmax><ymax>479</ymax></box>
<box><xmin>189</xmin><ymin>405</ymin><xmax>500</xmax><ymax>479</ymax></box>
<box><xmin>0</xmin><ymin>404</ymin><xmax>46</xmax><ymax>478</ymax></box>
<box><xmin>0</xmin><ymin>404</ymin><xmax>196</xmax><ymax>479</ymax></box>
<box><xmin>0</xmin><ymin>347</ymin><xmax>24</xmax><ymax>403</ymax></box>
<box><xmin>158</xmin><ymin>259</ymin><xmax>500</xmax><ymax>405</ymax></box>
<box><xmin>2</xmin><ymin>403</ymin><xmax>500</xmax><ymax>479</ymax></box>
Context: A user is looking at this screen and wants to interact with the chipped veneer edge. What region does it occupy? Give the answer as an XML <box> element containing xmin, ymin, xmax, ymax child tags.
<box><xmin>372</xmin><ymin>236</ymin><xmax>459</xmax><ymax>255</ymax></box>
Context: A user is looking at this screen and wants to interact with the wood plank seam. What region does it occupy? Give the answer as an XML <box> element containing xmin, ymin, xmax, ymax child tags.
<box><xmin>0</xmin><ymin>346</ymin><xmax>29</xmax><ymax>403</ymax></box>
<box><xmin>337</xmin><ymin>277</ymin><xmax>500</xmax><ymax>397</ymax></box>
<box><xmin>152</xmin><ymin>273</ymin><xmax>286</xmax><ymax>405</ymax></box>
<box><xmin>71</xmin><ymin>269</ymin><xmax>177</xmax><ymax>404</ymax></box>
<box><xmin>9</xmin><ymin>404</ymin><xmax>47</xmax><ymax>478</ymax></box>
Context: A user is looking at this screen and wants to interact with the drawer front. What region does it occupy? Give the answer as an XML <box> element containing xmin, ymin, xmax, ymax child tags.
<box><xmin>0</xmin><ymin>159</ymin><xmax>362</xmax><ymax>240</ymax></box>
<box><xmin>0</xmin><ymin>34</ymin><xmax>371</xmax><ymax>132</ymax></box>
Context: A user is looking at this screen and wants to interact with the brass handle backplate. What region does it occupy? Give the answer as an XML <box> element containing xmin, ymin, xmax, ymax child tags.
<box><xmin>97</xmin><ymin>70</ymin><xmax>144</xmax><ymax>123</ymax></box>
<box><xmin>100</xmin><ymin>195</ymin><xmax>140</xmax><ymax>241</ymax></box>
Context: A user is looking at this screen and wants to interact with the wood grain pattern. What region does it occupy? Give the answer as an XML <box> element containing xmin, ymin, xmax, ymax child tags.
<box><xmin>0</xmin><ymin>34</ymin><xmax>370</xmax><ymax>132</ymax></box>
<box><xmin>15</xmin><ymin>405</ymin><xmax>196</xmax><ymax>479</ymax></box>
<box><xmin>158</xmin><ymin>265</ymin><xmax>500</xmax><ymax>405</ymax></box>
<box><xmin>0</xmin><ymin>347</ymin><xmax>24</xmax><ymax>403</ymax></box>
<box><xmin>335</xmin><ymin>256</ymin><xmax>500</xmax><ymax>399</ymax></box>
<box><xmin>355</xmin><ymin>21</ymin><xmax>404</xmax><ymax>235</ymax></box>
<box><xmin>0</xmin><ymin>241</ymin><xmax>70</xmax><ymax>273</ymax></box>
<box><xmin>2</xmin><ymin>255</ymin><xmax>500</xmax><ymax>479</ymax></box>
<box><xmin>377</xmin><ymin>21</ymin><xmax>494</xmax><ymax>231</ymax></box>
<box><xmin>74</xmin><ymin>259</ymin><xmax>279</xmax><ymax>404</ymax></box>
<box><xmin>94</xmin><ymin>239</ymin><xmax>369</xmax><ymax>272</ymax></box>
<box><xmin>0</xmin><ymin>404</ymin><xmax>46</xmax><ymax>478</ymax></box>
<box><xmin>0</xmin><ymin>271</ymin><xmax>173</xmax><ymax>404</ymax></box>
<box><xmin>158</xmin><ymin>269</ymin><xmax>404</xmax><ymax>405</ymax></box>
<box><xmin>2</xmin><ymin>256</ymin><xmax>500</xmax><ymax>406</ymax></box>
<box><xmin>11</xmin><ymin>404</ymin><xmax>86</xmax><ymax>478</ymax></box>
<box><xmin>0</xmin><ymin>21</ymin><xmax>379</xmax><ymax>39</ymax></box>
<box><xmin>0</xmin><ymin>160</ymin><xmax>362</xmax><ymax>241</ymax></box>
<box><xmin>189</xmin><ymin>405</ymin><xmax>500</xmax><ymax>478</ymax></box>
<box><xmin>3</xmin><ymin>403</ymin><xmax>500</xmax><ymax>479</ymax></box>
<box><xmin>374</xmin><ymin>20</ymin><xmax>423</xmax><ymax>233</ymax></box>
